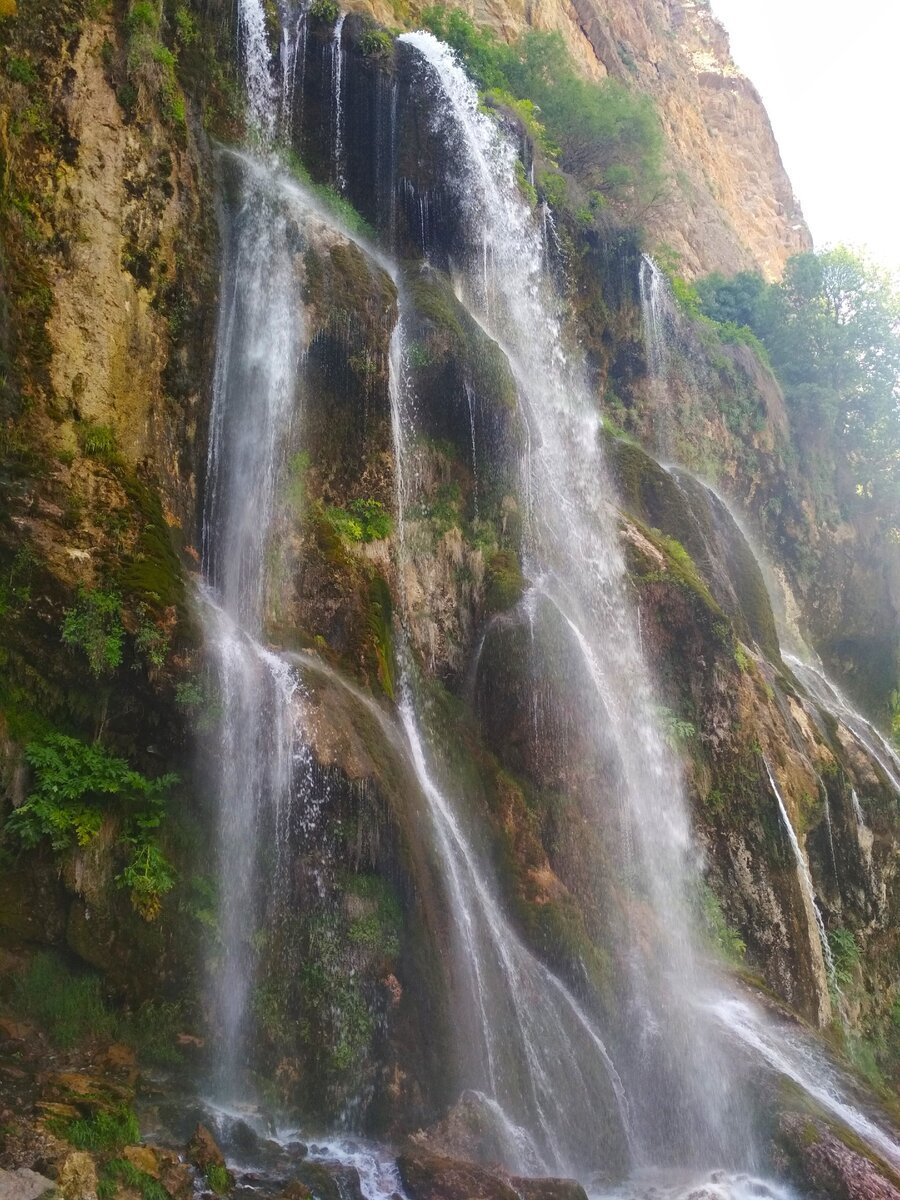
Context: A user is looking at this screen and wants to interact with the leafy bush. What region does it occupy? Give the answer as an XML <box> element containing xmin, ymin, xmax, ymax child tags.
<box><xmin>359</xmin><ymin>29</ymin><xmax>393</xmax><ymax>58</ymax></box>
<box><xmin>117</xmin><ymin>841</ymin><xmax>175</xmax><ymax>920</ymax></box>
<box><xmin>281</xmin><ymin>150</ymin><xmax>375</xmax><ymax>240</ymax></box>
<box><xmin>7</xmin><ymin>734</ymin><xmax>177</xmax><ymax>918</ymax></box>
<box><xmin>5</xmin><ymin>55</ymin><xmax>36</xmax><ymax>84</ymax></box>
<box><xmin>421</xmin><ymin>8</ymin><xmax>663</xmax><ymax>209</ymax></box>
<box><xmin>828</xmin><ymin>927</ymin><xmax>860</xmax><ymax>987</ymax></box>
<box><xmin>698</xmin><ymin>883</ymin><xmax>746</xmax><ymax>963</ymax></box>
<box><xmin>309</xmin><ymin>0</ymin><xmax>339</xmax><ymax>22</ymax></box>
<box><xmin>134</xmin><ymin>611</ymin><xmax>170</xmax><ymax>669</ymax></box>
<box><xmin>324</xmin><ymin>498</ymin><xmax>393</xmax><ymax>543</ymax></box>
<box><xmin>61</xmin><ymin>587</ymin><xmax>125</xmax><ymax>677</ymax></box>
<box><xmin>205</xmin><ymin>1164</ymin><xmax>232</xmax><ymax>1195</ymax></box>
<box><xmin>655</xmin><ymin>704</ymin><xmax>696</xmax><ymax>749</ymax></box>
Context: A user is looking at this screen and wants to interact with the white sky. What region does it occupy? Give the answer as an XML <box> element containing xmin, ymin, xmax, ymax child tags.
<box><xmin>709</xmin><ymin>0</ymin><xmax>900</xmax><ymax>276</ymax></box>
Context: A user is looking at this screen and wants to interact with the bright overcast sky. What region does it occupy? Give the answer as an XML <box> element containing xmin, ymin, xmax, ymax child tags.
<box><xmin>710</xmin><ymin>0</ymin><xmax>900</xmax><ymax>276</ymax></box>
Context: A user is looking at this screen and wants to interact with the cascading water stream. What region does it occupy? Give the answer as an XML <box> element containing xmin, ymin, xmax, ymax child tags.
<box><xmin>388</xmin><ymin>324</ymin><xmax>633</xmax><ymax>1176</ymax></box>
<box><xmin>763</xmin><ymin>760</ymin><xmax>836</xmax><ymax>992</ymax></box>
<box><xmin>397</xmin><ymin>30</ymin><xmax>752</xmax><ymax>1170</ymax></box>
<box><xmin>638</xmin><ymin>255</ymin><xmax>670</xmax><ymax>379</ymax></box>
<box><xmin>331</xmin><ymin>12</ymin><xmax>347</xmax><ymax>190</ymax></box>
<box><xmin>200</xmin><ymin>0</ymin><xmax>314</xmax><ymax>1096</ymax></box>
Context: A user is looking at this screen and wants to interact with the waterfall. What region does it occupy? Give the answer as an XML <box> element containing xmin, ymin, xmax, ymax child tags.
<box><xmin>763</xmin><ymin>760</ymin><xmax>836</xmax><ymax>997</ymax></box>
<box><xmin>638</xmin><ymin>254</ymin><xmax>670</xmax><ymax>379</ymax></box>
<box><xmin>783</xmin><ymin>653</ymin><xmax>900</xmax><ymax>798</ymax></box>
<box><xmin>388</xmin><ymin>324</ymin><xmax>633</xmax><ymax>1175</ymax></box>
<box><xmin>708</xmin><ymin>994</ymin><xmax>900</xmax><ymax>1173</ymax></box>
<box><xmin>331</xmin><ymin>12</ymin><xmax>347</xmax><ymax>190</ymax></box>
<box><xmin>398</xmin><ymin>30</ymin><xmax>751</xmax><ymax>1169</ymax></box>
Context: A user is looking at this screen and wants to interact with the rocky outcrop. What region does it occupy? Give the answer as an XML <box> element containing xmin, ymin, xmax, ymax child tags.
<box><xmin>345</xmin><ymin>0</ymin><xmax>810</xmax><ymax>277</ymax></box>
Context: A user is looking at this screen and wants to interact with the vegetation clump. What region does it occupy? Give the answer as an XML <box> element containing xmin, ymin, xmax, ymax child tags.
<box><xmin>6</xmin><ymin>733</ymin><xmax>177</xmax><ymax>918</ymax></box>
<box><xmin>323</xmin><ymin>498</ymin><xmax>393</xmax><ymax>543</ymax></box>
<box><xmin>48</xmin><ymin>1104</ymin><xmax>140</xmax><ymax>1152</ymax></box>
<box><xmin>694</xmin><ymin>247</ymin><xmax>900</xmax><ymax>535</ymax></box>
<box><xmin>62</xmin><ymin>588</ymin><xmax>125</xmax><ymax>677</ymax></box>
<box><xmin>421</xmin><ymin>7</ymin><xmax>664</xmax><ymax>212</ymax></box>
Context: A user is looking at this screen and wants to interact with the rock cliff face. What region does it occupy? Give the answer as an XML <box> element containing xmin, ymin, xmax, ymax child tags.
<box><xmin>0</xmin><ymin>0</ymin><xmax>897</xmax><ymax>1197</ymax></box>
<box><xmin>351</xmin><ymin>0</ymin><xmax>811</xmax><ymax>277</ymax></box>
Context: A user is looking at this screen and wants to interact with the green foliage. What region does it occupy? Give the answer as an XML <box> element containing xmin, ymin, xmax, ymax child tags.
<box><xmin>695</xmin><ymin>248</ymin><xmax>900</xmax><ymax>529</ymax></box>
<box><xmin>281</xmin><ymin>150</ymin><xmax>375</xmax><ymax>240</ymax></box>
<box><xmin>61</xmin><ymin>587</ymin><xmax>125</xmax><ymax>677</ymax></box>
<box><xmin>205</xmin><ymin>1164</ymin><xmax>231</xmax><ymax>1195</ymax></box>
<box><xmin>285</xmin><ymin>449</ymin><xmax>311</xmax><ymax>516</ymax></box>
<box><xmin>173</xmin><ymin>4</ymin><xmax>198</xmax><ymax>47</ymax></box>
<box><xmin>359</xmin><ymin>29</ymin><xmax>393</xmax><ymax>58</ymax></box>
<box><xmin>0</xmin><ymin>546</ymin><xmax>35</xmax><ymax>616</ymax></box>
<box><xmin>698</xmin><ymin>883</ymin><xmax>746</xmax><ymax>963</ymax></box>
<box><xmin>734</xmin><ymin>643</ymin><xmax>752</xmax><ymax>672</ymax></box>
<box><xmin>655</xmin><ymin>705</ymin><xmax>696</xmax><ymax>749</ymax></box>
<box><xmin>5</xmin><ymin>55</ymin><xmax>37</xmax><ymax>84</ymax></box>
<box><xmin>344</xmin><ymin>873</ymin><xmax>402</xmax><ymax>959</ymax></box>
<box><xmin>828</xmin><ymin>927</ymin><xmax>860</xmax><ymax>987</ymax></box>
<box><xmin>117</xmin><ymin>841</ymin><xmax>175</xmax><ymax>921</ymax></box>
<box><xmin>420</xmin><ymin>8</ymin><xmax>663</xmax><ymax>210</ymax></box>
<box><xmin>76</xmin><ymin>421</ymin><xmax>118</xmax><ymax>461</ymax></box>
<box><xmin>484</xmin><ymin>549</ymin><xmax>525</xmax><ymax>613</ymax></box>
<box><xmin>324</xmin><ymin>498</ymin><xmax>393</xmax><ymax>543</ymax></box>
<box><xmin>12</xmin><ymin>951</ymin><xmax>114</xmax><ymax>1048</ymax></box>
<box><xmin>299</xmin><ymin>921</ymin><xmax>374</xmax><ymax>1073</ymax></box>
<box><xmin>100</xmin><ymin>1160</ymin><xmax>169</xmax><ymax>1200</ymax></box>
<box><xmin>134</xmin><ymin>610</ymin><xmax>170</xmax><ymax>669</ymax></box>
<box><xmin>49</xmin><ymin>1104</ymin><xmax>140</xmax><ymax>1152</ymax></box>
<box><xmin>367</xmin><ymin>575</ymin><xmax>395</xmax><ymax>699</ymax></box>
<box><xmin>309</xmin><ymin>0</ymin><xmax>340</xmax><ymax>22</ymax></box>
<box><xmin>7</xmin><ymin>733</ymin><xmax>177</xmax><ymax>917</ymax></box>
<box><xmin>126</xmin><ymin>0</ymin><xmax>158</xmax><ymax>33</ymax></box>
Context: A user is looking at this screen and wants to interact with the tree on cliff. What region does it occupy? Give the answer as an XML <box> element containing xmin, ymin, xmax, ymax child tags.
<box><xmin>697</xmin><ymin>247</ymin><xmax>900</xmax><ymax>527</ymax></box>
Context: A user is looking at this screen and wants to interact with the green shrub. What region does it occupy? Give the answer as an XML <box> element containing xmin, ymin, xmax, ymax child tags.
<box><xmin>7</xmin><ymin>733</ymin><xmax>177</xmax><ymax>916</ymax></box>
<box><xmin>484</xmin><ymin>549</ymin><xmax>525</xmax><ymax>613</ymax></box>
<box><xmin>49</xmin><ymin>1104</ymin><xmax>140</xmax><ymax>1151</ymax></box>
<box><xmin>134</xmin><ymin>612</ymin><xmax>170</xmax><ymax>669</ymax></box>
<box><xmin>309</xmin><ymin>0</ymin><xmax>339</xmax><ymax>22</ymax></box>
<box><xmin>62</xmin><ymin>587</ymin><xmax>124</xmax><ymax>676</ymax></box>
<box><xmin>281</xmin><ymin>150</ymin><xmax>374</xmax><ymax>240</ymax></box>
<box><xmin>126</xmin><ymin>0</ymin><xmax>158</xmax><ymax>33</ymax></box>
<box><xmin>12</xmin><ymin>952</ymin><xmax>114</xmax><ymax>1047</ymax></box>
<box><xmin>359</xmin><ymin>29</ymin><xmax>393</xmax><ymax>58</ymax></box>
<box><xmin>205</xmin><ymin>1163</ymin><xmax>232</xmax><ymax>1194</ymax></box>
<box><xmin>698</xmin><ymin>883</ymin><xmax>746</xmax><ymax>963</ymax></box>
<box><xmin>5</xmin><ymin>55</ymin><xmax>37</xmax><ymax>84</ymax></box>
<box><xmin>117</xmin><ymin>841</ymin><xmax>175</xmax><ymax>921</ymax></box>
<box><xmin>420</xmin><ymin>8</ymin><xmax>663</xmax><ymax>208</ymax></box>
<box><xmin>828</xmin><ymin>927</ymin><xmax>860</xmax><ymax>987</ymax></box>
<box><xmin>324</xmin><ymin>499</ymin><xmax>393</xmax><ymax>543</ymax></box>
<box><xmin>76</xmin><ymin>421</ymin><xmax>118</xmax><ymax>461</ymax></box>
<box><xmin>655</xmin><ymin>704</ymin><xmax>696</xmax><ymax>749</ymax></box>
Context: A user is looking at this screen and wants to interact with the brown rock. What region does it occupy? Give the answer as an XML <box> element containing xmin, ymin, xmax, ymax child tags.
<box><xmin>279</xmin><ymin>1183</ymin><xmax>313</xmax><ymax>1200</ymax></box>
<box><xmin>122</xmin><ymin>1146</ymin><xmax>160</xmax><ymax>1178</ymax></box>
<box><xmin>777</xmin><ymin>1112</ymin><xmax>900</xmax><ymax>1200</ymax></box>
<box><xmin>154</xmin><ymin>1150</ymin><xmax>193</xmax><ymax>1200</ymax></box>
<box><xmin>187</xmin><ymin>1124</ymin><xmax>226</xmax><ymax>1172</ymax></box>
<box><xmin>58</xmin><ymin>1152</ymin><xmax>98</xmax><ymax>1200</ymax></box>
<box><xmin>0</xmin><ymin>1019</ymin><xmax>34</xmax><ymax>1043</ymax></box>
<box><xmin>509</xmin><ymin>1179</ymin><xmax>588</xmax><ymax>1200</ymax></box>
<box><xmin>102</xmin><ymin>1044</ymin><xmax>137</xmax><ymax>1071</ymax></box>
<box><xmin>397</xmin><ymin>1151</ymin><xmax>518</xmax><ymax>1200</ymax></box>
